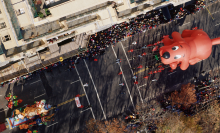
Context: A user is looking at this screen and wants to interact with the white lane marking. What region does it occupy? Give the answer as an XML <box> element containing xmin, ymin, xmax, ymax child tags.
<box><xmin>212</xmin><ymin>11</ymin><xmax>220</xmax><ymax>14</ymax></box>
<box><xmin>34</xmin><ymin>93</ymin><xmax>46</xmax><ymax>99</ymax></box>
<box><xmin>70</xmin><ymin>80</ymin><xmax>80</xmax><ymax>84</ymax></box>
<box><xmin>0</xmin><ymin>108</ymin><xmax>8</xmax><ymax>113</ymax></box>
<box><xmin>120</xmin><ymin>42</ymin><xmax>144</xmax><ymax>103</ymax></box>
<box><xmin>139</xmin><ymin>84</ymin><xmax>147</xmax><ymax>88</ymax></box>
<box><xmin>182</xmin><ymin>22</ymin><xmax>190</xmax><ymax>26</ymax></box>
<box><xmin>80</xmin><ymin>108</ymin><xmax>91</xmax><ymax>113</ymax></box>
<box><xmin>47</xmin><ymin>122</ymin><xmax>58</xmax><ymax>128</ymax></box>
<box><xmin>168</xmin><ymin>71</ymin><xmax>177</xmax><ymax>75</ymax></box>
<box><xmin>30</xmin><ymin>80</ymin><xmax>40</xmax><ymax>85</ymax></box>
<box><xmin>74</xmin><ymin>64</ymin><xmax>95</xmax><ymax>120</ymax></box>
<box><xmin>111</xmin><ymin>46</ymin><xmax>135</xmax><ymax>108</ymax></box>
<box><xmin>83</xmin><ymin>59</ymin><xmax>107</xmax><ymax>120</ymax></box>
<box><xmin>215</xmin><ymin>23</ymin><xmax>220</xmax><ymax>26</ymax></box>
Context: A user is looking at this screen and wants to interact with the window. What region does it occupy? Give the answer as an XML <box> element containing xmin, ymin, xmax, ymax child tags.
<box><xmin>2</xmin><ymin>35</ymin><xmax>11</xmax><ymax>42</ymax></box>
<box><xmin>0</xmin><ymin>22</ymin><xmax>6</xmax><ymax>29</ymax></box>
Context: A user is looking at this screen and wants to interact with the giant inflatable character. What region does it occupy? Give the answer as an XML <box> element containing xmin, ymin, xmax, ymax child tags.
<box><xmin>159</xmin><ymin>29</ymin><xmax>220</xmax><ymax>70</ymax></box>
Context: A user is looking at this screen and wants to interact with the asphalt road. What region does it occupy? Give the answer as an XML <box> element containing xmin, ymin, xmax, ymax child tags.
<box><xmin>1</xmin><ymin>1</ymin><xmax>220</xmax><ymax>133</ymax></box>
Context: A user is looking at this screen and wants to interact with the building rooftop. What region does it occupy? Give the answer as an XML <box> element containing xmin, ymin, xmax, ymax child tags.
<box><xmin>12</xmin><ymin>0</ymin><xmax>33</xmax><ymax>28</ymax></box>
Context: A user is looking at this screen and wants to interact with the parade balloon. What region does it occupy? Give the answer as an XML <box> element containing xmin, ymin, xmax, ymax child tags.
<box><xmin>159</xmin><ymin>29</ymin><xmax>220</xmax><ymax>70</ymax></box>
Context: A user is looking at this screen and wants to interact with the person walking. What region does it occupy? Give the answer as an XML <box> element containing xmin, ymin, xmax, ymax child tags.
<box><xmin>152</xmin><ymin>79</ymin><xmax>157</xmax><ymax>81</ymax></box>
<box><xmin>119</xmin><ymin>83</ymin><xmax>124</xmax><ymax>86</ymax></box>
<box><xmin>132</xmin><ymin>76</ymin><xmax>137</xmax><ymax>80</ymax></box>
<box><xmin>83</xmin><ymin>83</ymin><xmax>88</xmax><ymax>87</ymax></box>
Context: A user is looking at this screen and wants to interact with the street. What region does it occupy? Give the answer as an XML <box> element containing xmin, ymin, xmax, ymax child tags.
<box><xmin>1</xmin><ymin>1</ymin><xmax>220</xmax><ymax>133</ymax></box>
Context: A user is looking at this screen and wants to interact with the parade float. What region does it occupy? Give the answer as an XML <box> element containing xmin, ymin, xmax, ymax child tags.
<box><xmin>5</xmin><ymin>99</ymin><xmax>55</xmax><ymax>131</ymax></box>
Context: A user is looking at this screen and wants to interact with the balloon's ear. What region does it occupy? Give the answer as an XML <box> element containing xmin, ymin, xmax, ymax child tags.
<box><xmin>180</xmin><ymin>61</ymin><xmax>189</xmax><ymax>70</ymax></box>
<box><xmin>162</xmin><ymin>37</ymin><xmax>173</xmax><ymax>46</ymax></box>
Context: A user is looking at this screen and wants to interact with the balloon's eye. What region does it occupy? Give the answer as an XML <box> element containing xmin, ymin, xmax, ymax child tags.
<box><xmin>174</xmin><ymin>55</ymin><xmax>181</xmax><ymax>59</ymax></box>
<box><xmin>172</xmin><ymin>46</ymin><xmax>179</xmax><ymax>50</ymax></box>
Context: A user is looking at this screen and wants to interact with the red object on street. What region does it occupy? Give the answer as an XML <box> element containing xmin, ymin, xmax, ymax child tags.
<box><xmin>157</xmin><ymin>41</ymin><xmax>161</xmax><ymax>44</ymax></box>
<box><xmin>142</xmin><ymin>52</ymin><xmax>147</xmax><ymax>56</ymax></box>
<box><xmin>160</xmin><ymin>67</ymin><xmax>165</xmax><ymax>70</ymax></box>
<box><xmin>137</xmin><ymin>65</ymin><xmax>143</xmax><ymax>68</ymax></box>
<box><xmin>75</xmin><ymin>94</ymin><xmax>80</xmax><ymax>97</ymax></box>
<box><xmin>8</xmin><ymin>103</ymin><xmax>12</xmax><ymax>109</ymax></box>
<box><xmin>5</xmin><ymin>97</ymin><xmax>10</xmax><ymax>101</ymax></box>
<box><xmin>152</xmin><ymin>46</ymin><xmax>158</xmax><ymax>52</ymax></box>
<box><xmin>18</xmin><ymin>99</ymin><xmax>23</xmax><ymax>103</ymax></box>
<box><xmin>118</xmin><ymin>71</ymin><xmax>122</xmax><ymax>75</ymax></box>
<box><xmin>144</xmin><ymin>76</ymin><xmax>149</xmax><ymax>79</ymax></box>
<box><xmin>94</xmin><ymin>59</ymin><xmax>98</xmax><ymax>61</ymax></box>
<box><xmin>169</xmin><ymin>69</ymin><xmax>174</xmax><ymax>72</ymax></box>
<box><xmin>153</xmin><ymin>70</ymin><xmax>158</xmax><ymax>73</ymax></box>
<box><xmin>134</xmin><ymin>81</ymin><xmax>138</xmax><ymax>84</ymax></box>
<box><xmin>128</xmin><ymin>49</ymin><xmax>134</xmax><ymax>52</ymax></box>
<box><xmin>158</xmin><ymin>65</ymin><xmax>162</xmax><ymax>68</ymax></box>
<box><xmin>158</xmin><ymin>70</ymin><xmax>162</xmax><ymax>73</ymax></box>
<box><xmin>78</xmin><ymin>105</ymin><xmax>84</xmax><ymax>108</ymax></box>
<box><xmin>147</xmin><ymin>44</ymin><xmax>153</xmax><ymax>47</ymax></box>
<box><xmin>154</xmin><ymin>43</ymin><xmax>157</xmax><ymax>46</ymax></box>
<box><xmin>148</xmin><ymin>71</ymin><xmax>153</xmax><ymax>75</ymax></box>
<box><xmin>192</xmin><ymin>27</ymin><xmax>198</xmax><ymax>30</ymax></box>
<box><xmin>72</xmin><ymin>66</ymin><xmax>75</xmax><ymax>69</ymax></box>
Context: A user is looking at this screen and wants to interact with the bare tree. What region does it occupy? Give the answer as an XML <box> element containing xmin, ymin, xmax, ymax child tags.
<box><xmin>169</xmin><ymin>83</ymin><xmax>197</xmax><ymax>109</ymax></box>
<box><xmin>85</xmin><ymin>118</ymin><xmax>126</xmax><ymax>133</ymax></box>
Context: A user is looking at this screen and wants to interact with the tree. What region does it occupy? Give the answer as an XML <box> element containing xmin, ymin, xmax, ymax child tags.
<box><xmin>169</xmin><ymin>83</ymin><xmax>197</xmax><ymax>108</ymax></box>
<box><xmin>85</xmin><ymin>118</ymin><xmax>126</xmax><ymax>133</ymax></box>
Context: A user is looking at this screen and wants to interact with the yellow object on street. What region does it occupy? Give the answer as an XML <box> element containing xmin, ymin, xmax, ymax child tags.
<box><xmin>206</xmin><ymin>7</ymin><xmax>214</xmax><ymax>20</ymax></box>
<box><xmin>59</xmin><ymin>57</ymin><xmax>63</xmax><ymax>62</ymax></box>
<box><xmin>49</xmin><ymin>94</ymin><xmax>85</xmax><ymax>110</ymax></box>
